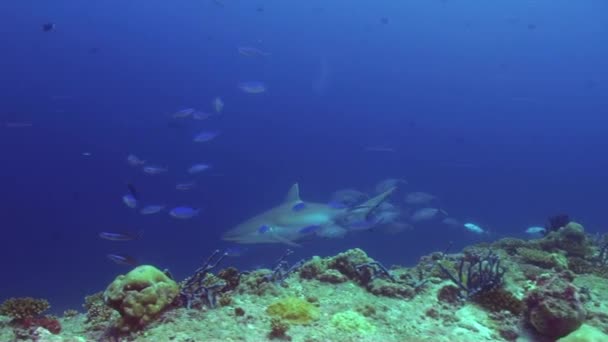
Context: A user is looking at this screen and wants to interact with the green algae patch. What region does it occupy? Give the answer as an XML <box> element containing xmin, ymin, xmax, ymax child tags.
<box><xmin>266</xmin><ymin>297</ymin><xmax>319</xmax><ymax>324</ymax></box>
<box><xmin>331</xmin><ymin>310</ymin><xmax>376</xmax><ymax>335</ymax></box>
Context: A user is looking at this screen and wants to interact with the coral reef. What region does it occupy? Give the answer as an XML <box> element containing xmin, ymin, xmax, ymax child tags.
<box><xmin>3</xmin><ymin>220</ymin><xmax>608</xmax><ymax>341</ymax></box>
<box><xmin>104</xmin><ymin>265</ymin><xmax>179</xmax><ymax>332</ymax></box>
<box><xmin>525</xmin><ymin>271</ymin><xmax>587</xmax><ymax>339</ymax></box>
<box><xmin>83</xmin><ymin>291</ymin><xmax>115</xmax><ymax>331</ymax></box>
<box><xmin>0</xmin><ymin>297</ymin><xmax>50</xmax><ymax>320</ymax></box>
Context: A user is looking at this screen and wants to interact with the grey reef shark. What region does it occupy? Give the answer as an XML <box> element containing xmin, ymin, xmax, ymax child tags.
<box><xmin>222</xmin><ymin>183</ymin><xmax>396</xmax><ymax>247</ymax></box>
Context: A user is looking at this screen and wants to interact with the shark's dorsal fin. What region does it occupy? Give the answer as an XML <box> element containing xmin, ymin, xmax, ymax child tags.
<box><xmin>285</xmin><ymin>183</ymin><xmax>301</xmax><ymax>203</ymax></box>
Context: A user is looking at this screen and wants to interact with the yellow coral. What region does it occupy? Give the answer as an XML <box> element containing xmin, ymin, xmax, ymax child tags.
<box><xmin>266</xmin><ymin>297</ymin><xmax>319</xmax><ymax>324</ymax></box>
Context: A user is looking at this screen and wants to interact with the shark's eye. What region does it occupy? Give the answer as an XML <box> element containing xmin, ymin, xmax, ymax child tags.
<box><xmin>258</xmin><ymin>225</ymin><xmax>271</xmax><ymax>234</ymax></box>
<box><xmin>292</xmin><ymin>202</ymin><xmax>306</xmax><ymax>212</ymax></box>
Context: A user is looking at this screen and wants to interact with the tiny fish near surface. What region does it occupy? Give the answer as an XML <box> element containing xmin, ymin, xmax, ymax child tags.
<box><xmin>169</xmin><ymin>207</ymin><xmax>200</xmax><ymax>219</ymax></box>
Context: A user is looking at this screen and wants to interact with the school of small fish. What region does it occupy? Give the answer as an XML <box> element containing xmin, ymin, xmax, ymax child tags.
<box><xmin>104</xmin><ymin>96</ymin><xmax>238</xmax><ymax>265</ymax></box>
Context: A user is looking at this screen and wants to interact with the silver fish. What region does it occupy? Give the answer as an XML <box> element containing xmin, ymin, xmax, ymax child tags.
<box><xmin>172</xmin><ymin>108</ymin><xmax>195</xmax><ymax>118</ymax></box>
<box><xmin>238</xmin><ymin>81</ymin><xmax>267</xmax><ymax>94</ymax></box>
<box><xmin>169</xmin><ymin>207</ymin><xmax>201</xmax><ymax>219</ymax></box>
<box><xmin>140</xmin><ymin>205</ymin><xmax>165</xmax><ymax>215</ymax></box>
<box><xmin>410</xmin><ymin>208</ymin><xmax>442</xmax><ymax>222</ymax></box>
<box><xmin>143</xmin><ymin>165</ymin><xmax>168</xmax><ymax>175</ymax></box>
<box><xmin>106</xmin><ymin>254</ymin><xmax>137</xmax><ymax>266</ymax></box>
<box><xmin>404</xmin><ymin>192</ymin><xmax>436</xmax><ymax>206</ymax></box>
<box><xmin>237</xmin><ymin>46</ymin><xmax>271</xmax><ymax>57</ymax></box>
<box><xmin>127</xmin><ymin>154</ymin><xmax>146</xmax><ymax>167</ymax></box>
<box><xmin>176</xmin><ymin>181</ymin><xmax>197</xmax><ymax>191</ymax></box>
<box><xmin>187</xmin><ymin>163</ymin><xmax>211</xmax><ymax>174</ymax></box>
<box><xmin>193</xmin><ymin>130</ymin><xmax>220</xmax><ymax>143</ymax></box>
<box><xmin>99</xmin><ymin>231</ymin><xmax>142</xmax><ymax>241</ymax></box>
<box><xmin>122</xmin><ymin>194</ymin><xmax>137</xmax><ymax>208</ymax></box>
<box><xmin>212</xmin><ymin>97</ymin><xmax>224</xmax><ymax>113</ymax></box>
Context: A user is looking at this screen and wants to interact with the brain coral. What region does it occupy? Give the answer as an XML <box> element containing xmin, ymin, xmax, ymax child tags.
<box><xmin>104</xmin><ymin>265</ymin><xmax>179</xmax><ymax>332</ymax></box>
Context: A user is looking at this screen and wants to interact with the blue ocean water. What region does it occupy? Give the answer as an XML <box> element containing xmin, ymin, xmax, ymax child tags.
<box><xmin>1</xmin><ymin>0</ymin><xmax>606</xmax><ymax>313</ymax></box>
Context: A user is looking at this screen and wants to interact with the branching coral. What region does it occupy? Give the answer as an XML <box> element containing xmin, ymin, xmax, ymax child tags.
<box><xmin>437</xmin><ymin>250</ymin><xmax>506</xmax><ymax>299</ymax></box>
<box><xmin>179</xmin><ymin>249</ymin><xmax>229</xmax><ymax>309</ymax></box>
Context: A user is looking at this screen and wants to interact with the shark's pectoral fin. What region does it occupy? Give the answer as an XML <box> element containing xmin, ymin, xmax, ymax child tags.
<box><xmin>316</xmin><ymin>225</ymin><xmax>347</xmax><ymax>239</ymax></box>
<box><xmin>270</xmin><ymin>232</ymin><xmax>302</xmax><ymax>247</ymax></box>
<box><xmin>285</xmin><ymin>183</ymin><xmax>301</xmax><ymax>203</ymax></box>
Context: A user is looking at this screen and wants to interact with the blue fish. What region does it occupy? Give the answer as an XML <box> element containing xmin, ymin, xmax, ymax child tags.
<box><xmin>98</xmin><ymin>231</ymin><xmax>142</xmax><ymax>241</ymax></box>
<box><xmin>292</xmin><ymin>202</ymin><xmax>306</xmax><ymax>212</ymax></box>
<box><xmin>169</xmin><ymin>207</ymin><xmax>201</xmax><ymax>219</ymax></box>
<box><xmin>298</xmin><ymin>225</ymin><xmax>320</xmax><ymax>234</ymax></box>
<box><xmin>106</xmin><ymin>254</ymin><xmax>137</xmax><ymax>266</ymax></box>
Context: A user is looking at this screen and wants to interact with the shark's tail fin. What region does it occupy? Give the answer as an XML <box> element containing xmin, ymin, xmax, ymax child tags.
<box><xmin>340</xmin><ymin>187</ymin><xmax>396</xmax><ymax>229</ymax></box>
